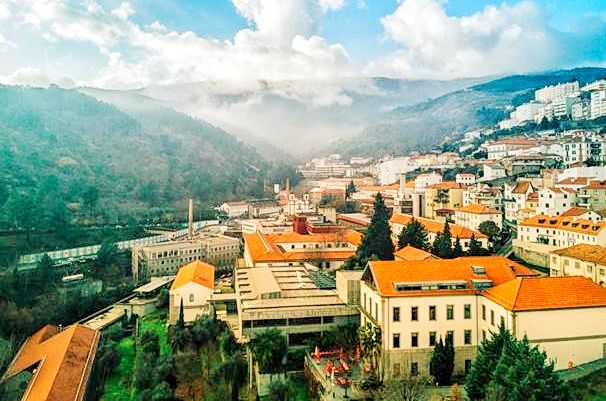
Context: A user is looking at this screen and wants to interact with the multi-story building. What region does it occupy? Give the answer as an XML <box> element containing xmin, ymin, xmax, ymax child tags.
<box><xmin>455</xmin><ymin>173</ymin><xmax>476</xmax><ymax>186</ymax></box>
<box><xmin>536</xmin><ymin>187</ymin><xmax>577</xmax><ymax>216</ymax></box>
<box><xmin>169</xmin><ymin>260</ymin><xmax>215</xmax><ymax>325</ymax></box>
<box><xmin>590</xmin><ymin>90</ymin><xmax>606</xmax><ymax>119</ymax></box>
<box><xmin>482</xmin><ymin>163</ymin><xmax>507</xmax><ymax>181</ymax></box>
<box><xmin>503</xmin><ymin>181</ymin><xmax>536</xmax><ymax>222</ymax></box>
<box><xmin>454</xmin><ymin>204</ymin><xmax>502</xmax><ymax>232</ymax></box>
<box><xmin>549</xmin><ymin>244</ymin><xmax>606</xmax><ymax>286</ymax></box>
<box><xmin>217</xmin><ymin>201</ymin><xmax>249</xmax><ymax>218</ymax></box>
<box><xmin>424</xmin><ymin>181</ymin><xmax>466</xmax><ymax>219</ymax></box>
<box><xmin>414</xmin><ymin>172</ymin><xmax>442</xmax><ymax>191</ymax></box>
<box><xmin>360</xmin><ymin>256</ymin><xmax>606</xmax><ymax>378</ymax></box>
<box><xmin>572</xmin><ymin>99</ymin><xmax>590</xmax><ymax>120</ymax></box>
<box><xmin>555</xmin><ymin>176</ymin><xmax>591</xmax><ymax>191</ymax></box>
<box><xmin>376</xmin><ymin>157</ymin><xmax>418</xmax><ymax>185</ymax></box>
<box><xmin>517</xmin><ymin>214</ymin><xmax>606</xmax><ymax>247</ymax></box>
<box><xmin>132</xmin><ymin>234</ymin><xmax>240</xmax><ymax>283</ymax></box>
<box><xmin>243</xmin><ymin>229</ymin><xmax>362</xmax><ymax>270</ymax></box>
<box><xmin>510</xmin><ymin>102</ymin><xmax>543</xmax><ymax>125</ymax></box>
<box><xmin>234</xmin><ymin>264</ymin><xmax>359</xmax><ymax>348</ymax></box>
<box><xmin>578</xmin><ymin>180</ymin><xmax>606</xmax><ymax>211</ymax></box>
<box><xmin>486</xmin><ymin>139</ymin><xmax>535</xmax><ymax>160</ymax></box>
<box><xmin>390</xmin><ymin>213</ymin><xmax>488</xmax><ymax>251</ymax></box>
<box><xmin>462</xmin><ymin>183</ymin><xmax>503</xmax><ymax>211</ymax></box>
<box><xmin>535</xmin><ymin>81</ymin><xmax>580</xmax><ymax>103</ymax></box>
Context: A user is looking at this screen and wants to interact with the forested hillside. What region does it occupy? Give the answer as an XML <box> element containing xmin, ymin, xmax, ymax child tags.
<box><xmin>0</xmin><ymin>85</ymin><xmax>271</xmax><ymax>232</ymax></box>
<box><xmin>331</xmin><ymin>67</ymin><xmax>606</xmax><ymax>157</ymax></box>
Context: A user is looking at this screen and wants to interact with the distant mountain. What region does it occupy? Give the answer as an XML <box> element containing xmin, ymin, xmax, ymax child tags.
<box><xmin>129</xmin><ymin>77</ymin><xmax>487</xmax><ymax>157</ymax></box>
<box><xmin>0</xmin><ymin>85</ymin><xmax>269</xmax><ymax>228</ymax></box>
<box><xmin>330</xmin><ymin>67</ymin><xmax>606</xmax><ymax>157</ymax></box>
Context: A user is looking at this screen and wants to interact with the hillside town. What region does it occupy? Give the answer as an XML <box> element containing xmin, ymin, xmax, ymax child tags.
<box><xmin>4</xmin><ymin>79</ymin><xmax>606</xmax><ymax>401</ymax></box>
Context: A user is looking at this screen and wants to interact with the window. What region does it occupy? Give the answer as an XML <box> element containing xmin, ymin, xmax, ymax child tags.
<box><xmin>465</xmin><ymin>359</ymin><xmax>472</xmax><ymax>374</ymax></box>
<box><xmin>588</xmin><ymin>265</ymin><xmax>593</xmax><ymax>273</ymax></box>
<box><xmin>411</xmin><ymin>362</ymin><xmax>418</xmax><ymax>376</ymax></box>
<box><xmin>411</xmin><ymin>332</ymin><xmax>418</xmax><ymax>348</ymax></box>
<box><xmin>189</xmin><ymin>294</ymin><xmax>194</xmax><ymax>302</ymax></box>
<box><xmin>429</xmin><ymin>306</ymin><xmax>436</xmax><ymax>321</ymax></box>
<box><xmin>575</xmin><ymin>261</ymin><xmax>581</xmax><ymax>269</ymax></box>
<box><xmin>393</xmin><ymin>307</ymin><xmax>400</xmax><ymax>322</ymax></box>
<box><xmin>446</xmin><ymin>331</ymin><xmax>454</xmax><ymax>344</ymax></box>
<box><xmin>446</xmin><ymin>305</ymin><xmax>454</xmax><ymax>320</ymax></box>
<box><xmin>500</xmin><ymin>316</ymin><xmax>505</xmax><ymax>327</ymax></box>
<box><xmin>375</xmin><ymin>303</ymin><xmax>378</xmax><ymax>320</ymax></box>
<box><xmin>411</xmin><ymin>306</ymin><xmax>418</xmax><ymax>321</ymax></box>
<box><xmin>429</xmin><ymin>331</ymin><xmax>436</xmax><ymax>346</ymax></box>
<box><xmin>393</xmin><ymin>334</ymin><xmax>400</xmax><ymax>349</ymax></box>
<box><xmin>490</xmin><ymin>310</ymin><xmax>495</xmax><ymax>325</ymax></box>
<box><xmin>482</xmin><ymin>305</ymin><xmax>486</xmax><ymax>320</ymax></box>
<box><xmin>464</xmin><ymin>330</ymin><xmax>472</xmax><ymax>345</ymax></box>
<box><xmin>364</xmin><ymin>293</ymin><xmax>367</xmax><ymax>310</ymax></box>
<box><xmin>464</xmin><ymin>304</ymin><xmax>471</xmax><ymax>319</ymax></box>
<box><xmin>482</xmin><ymin>330</ymin><xmax>486</xmax><ymax>341</ymax></box>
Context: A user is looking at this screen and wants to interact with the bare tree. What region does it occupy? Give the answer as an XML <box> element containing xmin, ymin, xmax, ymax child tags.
<box><xmin>381</xmin><ymin>376</ymin><xmax>431</xmax><ymax>401</ymax></box>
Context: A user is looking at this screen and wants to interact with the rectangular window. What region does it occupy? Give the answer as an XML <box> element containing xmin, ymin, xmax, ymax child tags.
<box><xmin>446</xmin><ymin>330</ymin><xmax>454</xmax><ymax>344</ymax></box>
<box><xmin>465</xmin><ymin>359</ymin><xmax>472</xmax><ymax>374</ymax></box>
<box><xmin>490</xmin><ymin>310</ymin><xmax>495</xmax><ymax>325</ymax></box>
<box><xmin>189</xmin><ymin>294</ymin><xmax>194</xmax><ymax>302</ymax></box>
<box><xmin>429</xmin><ymin>331</ymin><xmax>436</xmax><ymax>347</ymax></box>
<box><xmin>429</xmin><ymin>306</ymin><xmax>436</xmax><ymax>321</ymax></box>
<box><xmin>446</xmin><ymin>305</ymin><xmax>454</xmax><ymax>320</ymax></box>
<box><xmin>482</xmin><ymin>305</ymin><xmax>486</xmax><ymax>320</ymax></box>
<box><xmin>500</xmin><ymin>316</ymin><xmax>505</xmax><ymax>327</ymax></box>
<box><xmin>393</xmin><ymin>307</ymin><xmax>400</xmax><ymax>322</ymax></box>
<box><xmin>411</xmin><ymin>362</ymin><xmax>418</xmax><ymax>376</ymax></box>
<box><xmin>464</xmin><ymin>304</ymin><xmax>471</xmax><ymax>319</ymax></box>
<box><xmin>464</xmin><ymin>330</ymin><xmax>472</xmax><ymax>345</ymax></box>
<box><xmin>375</xmin><ymin>303</ymin><xmax>378</xmax><ymax>320</ymax></box>
<box><xmin>482</xmin><ymin>330</ymin><xmax>486</xmax><ymax>341</ymax></box>
<box><xmin>411</xmin><ymin>332</ymin><xmax>418</xmax><ymax>348</ymax></box>
<box><xmin>393</xmin><ymin>334</ymin><xmax>400</xmax><ymax>349</ymax></box>
<box><xmin>411</xmin><ymin>306</ymin><xmax>418</xmax><ymax>321</ymax></box>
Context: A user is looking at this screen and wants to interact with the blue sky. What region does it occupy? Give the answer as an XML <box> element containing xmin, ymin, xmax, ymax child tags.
<box><xmin>1</xmin><ymin>0</ymin><xmax>606</xmax><ymax>88</ymax></box>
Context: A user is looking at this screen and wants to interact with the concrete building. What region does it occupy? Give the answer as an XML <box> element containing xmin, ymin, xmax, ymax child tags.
<box><xmin>462</xmin><ymin>184</ymin><xmax>503</xmax><ymax>211</ymax></box>
<box><xmin>517</xmin><ymin>214</ymin><xmax>606</xmax><ymax>247</ymax></box>
<box><xmin>535</xmin><ymin>81</ymin><xmax>580</xmax><ymax>103</ymax></box>
<box><xmin>169</xmin><ymin>261</ymin><xmax>215</xmax><ymax>325</ymax></box>
<box><xmin>455</xmin><ymin>173</ymin><xmax>476</xmax><ymax>186</ymax></box>
<box><xmin>590</xmin><ymin>90</ymin><xmax>606</xmax><ymax>119</ymax></box>
<box><xmin>414</xmin><ymin>172</ymin><xmax>443</xmax><ymax>191</ymax></box>
<box><xmin>454</xmin><ymin>204</ymin><xmax>502</xmax><ymax>232</ymax></box>
<box><xmin>376</xmin><ymin>157</ymin><xmax>418</xmax><ymax>185</ymax></box>
<box><xmin>359</xmin><ymin>256</ymin><xmax>537</xmax><ymax>378</ymax></box>
<box><xmin>243</xmin><ymin>229</ymin><xmax>362</xmax><ymax>270</ymax></box>
<box><xmin>390</xmin><ymin>213</ymin><xmax>488</xmax><ymax>251</ymax></box>
<box><xmin>217</xmin><ymin>201</ymin><xmax>249</xmax><ymax>218</ymax></box>
<box><xmin>486</xmin><ymin>139</ymin><xmax>535</xmax><ymax>160</ymax></box>
<box><xmin>572</xmin><ymin>100</ymin><xmax>590</xmax><ymax>120</ymax></box>
<box><xmin>550</xmin><ymin>244</ymin><xmax>606</xmax><ymax>286</ymax></box>
<box><xmin>132</xmin><ymin>234</ymin><xmax>240</xmax><ymax>283</ymax></box>
<box><xmin>424</xmin><ymin>181</ymin><xmax>466</xmax><ymax>219</ymax></box>
<box><xmin>536</xmin><ymin>187</ymin><xmax>577</xmax><ymax>216</ymax></box>
<box><xmin>235</xmin><ymin>264</ymin><xmax>359</xmax><ymax>347</ymax></box>
<box><xmin>240</xmin><ymin>217</ymin><xmax>293</xmax><ymax>235</ymax></box>
<box><xmin>482</xmin><ymin>163</ymin><xmax>507</xmax><ymax>181</ymax></box>
<box><xmin>503</xmin><ymin>181</ymin><xmax>536</xmax><ymax>222</ymax></box>
<box><xmin>578</xmin><ymin>180</ymin><xmax>606</xmax><ymax>211</ymax></box>
<box><xmin>510</xmin><ymin>102</ymin><xmax>543</xmax><ymax>125</ymax></box>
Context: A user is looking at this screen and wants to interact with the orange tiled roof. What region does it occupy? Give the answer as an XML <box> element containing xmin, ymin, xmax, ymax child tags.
<box><xmin>390</xmin><ymin>213</ymin><xmax>486</xmax><ymax>239</ymax></box>
<box><xmin>336</xmin><ymin>214</ymin><xmax>370</xmax><ymax>227</ymax></box>
<box><xmin>490</xmin><ymin>138</ymin><xmax>535</xmax><ymax>146</ymax></box>
<box><xmin>583</xmin><ymin>180</ymin><xmax>606</xmax><ymax>190</ymax></box>
<box><xmin>557</xmin><ymin>177</ymin><xmax>590</xmax><ymax>186</ymax></box>
<box><xmin>512</xmin><ymin>181</ymin><xmax>532</xmax><ymax>194</ymax></box>
<box><xmin>455</xmin><ymin>204</ymin><xmax>500</xmax><ymax>215</ymax></box>
<box><xmin>426</xmin><ymin>181</ymin><xmax>465</xmax><ymax>190</ymax></box>
<box><xmin>552</xmin><ymin>243</ymin><xmax>606</xmax><ymax>265</ymax></box>
<box><xmin>244</xmin><ymin>229</ymin><xmax>360</xmax><ymax>263</ymax></box>
<box><xmin>394</xmin><ymin>245</ymin><xmax>436</xmax><ymax>261</ymax></box>
<box><xmin>171</xmin><ymin>260</ymin><xmax>215</xmax><ymax>290</ymax></box>
<box><xmin>519</xmin><ymin>214</ymin><xmax>606</xmax><ymax>236</ymax></box>
<box><xmin>561</xmin><ymin>207</ymin><xmax>592</xmax><ymax>217</ymax></box>
<box><xmin>2</xmin><ymin>324</ymin><xmax>99</xmax><ymax>401</ymax></box>
<box><xmin>483</xmin><ymin>276</ymin><xmax>606</xmax><ymax>311</ymax></box>
<box><xmin>359</xmin><ymin>184</ymin><xmax>400</xmax><ymax>192</ymax></box>
<box><xmin>367</xmin><ymin>256</ymin><xmax>536</xmax><ymax>297</ymax></box>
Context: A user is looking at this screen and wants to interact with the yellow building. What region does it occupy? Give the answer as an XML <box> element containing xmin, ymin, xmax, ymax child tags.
<box><xmin>424</xmin><ymin>181</ymin><xmax>466</xmax><ymax>219</ymax></box>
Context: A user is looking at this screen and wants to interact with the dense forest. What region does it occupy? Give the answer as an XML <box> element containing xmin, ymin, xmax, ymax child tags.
<box><xmin>0</xmin><ymin>85</ymin><xmax>300</xmax><ymax>259</ymax></box>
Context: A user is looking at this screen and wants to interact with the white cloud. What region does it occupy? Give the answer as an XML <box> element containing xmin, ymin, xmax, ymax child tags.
<box><xmin>0</xmin><ymin>67</ymin><xmax>51</xmax><ymax>87</ymax></box>
<box><xmin>0</xmin><ymin>33</ymin><xmax>15</xmax><ymax>50</ymax></box>
<box><xmin>111</xmin><ymin>2</ymin><xmax>134</xmax><ymax>21</ymax></box>
<box><xmin>367</xmin><ymin>0</ymin><xmax>560</xmax><ymax>79</ymax></box>
<box><xmin>0</xmin><ymin>2</ymin><xmax>10</xmax><ymax>19</ymax></box>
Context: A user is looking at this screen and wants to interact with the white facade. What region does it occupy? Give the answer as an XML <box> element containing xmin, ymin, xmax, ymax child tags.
<box><xmin>536</xmin><ymin>188</ymin><xmax>576</xmax><ymax>216</ymax></box>
<box><xmin>455</xmin><ymin>173</ymin><xmax>476</xmax><ymax>186</ymax></box>
<box><xmin>591</xmin><ymin>90</ymin><xmax>606</xmax><ymax>120</ymax></box>
<box><xmin>454</xmin><ymin>206</ymin><xmax>502</xmax><ymax>232</ymax></box>
<box><xmin>517</xmin><ymin>216</ymin><xmax>606</xmax><ymax>247</ymax></box>
<box><xmin>217</xmin><ymin>202</ymin><xmax>248</xmax><ymax>218</ymax></box>
<box><xmin>376</xmin><ymin>157</ymin><xmax>418</xmax><ymax>185</ymax></box>
<box><xmin>414</xmin><ymin>172</ymin><xmax>442</xmax><ymax>191</ymax></box>
<box><xmin>535</xmin><ymin>81</ymin><xmax>580</xmax><ymax>103</ymax></box>
<box><xmin>482</xmin><ymin>164</ymin><xmax>507</xmax><ymax>181</ymax></box>
<box><xmin>169</xmin><ymin>281</ymin><xmax>214</xmax><ymax>325</ymax></box>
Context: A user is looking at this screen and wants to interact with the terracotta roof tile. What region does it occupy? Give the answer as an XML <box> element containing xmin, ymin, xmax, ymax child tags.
<box><xmin>393</xmin><ymin>245</ymin><xmax>436</xmax><ymax>261</ymax></box>
<box><xmin>519</xmin><ymin>214</ymin><xmax>606</xmax><ymax>236</ymax></box>
<box><xmin>367</xmin><ymin>256</ymin><xmax>536</xmax><ymax>297</ymax></box>
<box><xmin>583</xmin><ymin>180</ymin><xmax>606</xmax><ymax>190</ymax></box>
<box><xmin>561</xmin><ymin>207</ymin><xmax>592</xmax><ymax>217</ymax></box>
<box><xmin>171</xmin><ymin>260</ymin><xmax>215</xmax><ymax>290</ymax></box>
<box><xmin>426</xmin><ymin>181</ymin><xmax>465</xmax><ymax>189</ymax></box>
<box><xmin>512</xmin><ymin>181</ymin><xmax>532</xmax><ymax>194</ymax></box>
<box><xmin>483</xmin><ymin>276</ymin><xmax>606</xmax><ymax>311</ymax></box>
<box><xmin>552</xmin><ymin>243</ymin><xmax>606</xmax><ymax>265</ymax></box>
<box><xmin>2</xmin><ymin>324</ymin><xmax>99</xmax><ymax>401</ymax></box>
<box><xmin>390</xmin><ymin>213</ymin><xmax>486</xmax><ymax>239</ymax></box>
<box><xmin>455</xmin><ymin>204</ymin><xmax>500</xmax><ymax>215</ymax></box>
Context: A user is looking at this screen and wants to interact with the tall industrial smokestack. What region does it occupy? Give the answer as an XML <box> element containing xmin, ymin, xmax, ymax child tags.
<box><xmin>188</xmin><ymin>198</ymin><xmax>194</xmax><ymax>240</ymax></box>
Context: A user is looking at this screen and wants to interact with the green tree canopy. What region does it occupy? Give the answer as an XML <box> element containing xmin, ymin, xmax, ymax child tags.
<box><xmin>346</xmin><ymin>180</ymin><xmax>356</xmax><ymax>200</ymax></box>
<box><xmin>432</xmin><ymin>220</ymin><xmax>453</xmax><ymax>259</ymax></box>
<box><xmin>478</xmin><ymin>221</ymin><xmax>500</xmax><ymax>242</ymax></box>
<box><xmin>397</xmin><ymin>217</ymin><xmax>429</xmax><ymax>250</ymax></box>
<box><xmin>249</xmin><ymin>329</ymin><xmax>287</xmax><ymax>374</ymax></box>
<box><xmin>357</xmin><ymin>193</ymin><xmax>394</xmax><ymax>263</ymax></box>
<box><xmin>430</xmin><ymin>337</ymin><xmax>454</xmax><ymax>386</ymax></box>
<box><xmin>467</xmin><ymin>234</ymin><xmax>489</xmax><ymax>256</ymax></box>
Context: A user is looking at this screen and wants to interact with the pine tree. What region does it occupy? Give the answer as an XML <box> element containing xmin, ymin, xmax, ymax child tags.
<box><xmin>432</xmin><ymin>220</ymin><xmax>453</xmax><ymax>258</ymax></box>
<box><xmin>177</xmin><ymin>299</ymin><xmax>185</xmax><ymax>330</ymax></box>
<box><xmin>37</xmin><ymin>254</ymin><xmax>53</xmax><ymax>290</ymax></box>
<box><xmin>397</xmin><ymin>218</ymin><xmax>429</xmax><ymax>250</ymax></box>
<box><xmin>430</xmin><ymin>337</ymin><xmax>454</xmax><ymax>385</ymax></box>
<box><xmin>357</xmin><ymin>193</ymin><xmax>394</xmax><ymax>263</ymax></box>
<box><xmin>452</xmin><ymin>237</ymin><xmax>464</xmax><ymax>257</ymax></box>
<box><xmin>346</xmin><ymin>180</ymin><xmax>356</xmax><ymax>200</ymax></box>
<box><xmin>467</xmin><ymin>234</ymin><xmax>489</xmax><ymax>256</ymax></box>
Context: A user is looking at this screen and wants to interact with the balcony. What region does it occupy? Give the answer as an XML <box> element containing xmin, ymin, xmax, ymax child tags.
<box><xmin>577</xmin><ymin>193</ymin><xmax>591</xmax><ymax>198</ymax></box>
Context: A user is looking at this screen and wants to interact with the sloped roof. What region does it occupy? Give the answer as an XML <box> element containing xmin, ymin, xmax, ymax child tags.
<box><xmin>171</xmin><ymin>260</ymin><xmax>215</xmax><ymax>290</ymax></box>
<box><xmin>512</xmin><ymin>181</ymin><xmax>532</xmax><ymax>194</ymax></box>
<box><xmin>393</xmin><ymin>245</ymin><xmax>436</xmax><ymax>261</ymax></box>
<box><xmin>483</xmin><ymin>276</ymin><xmax>606</xmax><ymax>311</ymax></box>
<box><xmin>366</xmin><ymin>256</ymin><xmax>535</xmax><ymax>297</ymax></box>
<box><xmin>519</xmin><ymin>214</ymin><xmax>606</xmax><ymax>236</ymax></box>
<box><xmin>390</xmin><ymin>213</ymin><xmax>486</xmax><ymax>239</ymax></box>
<box><xmin>557</xmin><ymin>177</ymin><xmax>590</xmax><ymax>186</ymax></box>
<box><xmin>583</xmin><ymin>180</ymin><xmax>606</xmax><ymax>190</ymax></box>
<box><xmin>455</xmin><ymin>204</ymin><xmax>500</xmax><ymax>215</ymax></box>
<box><xmin>552</xmin><ymin>243</ymin><xmax>606</xmax><ymax>265</ymax></box>
<box><xmin>561</xmin><ymin>207</ymin><xmax>593</xmax><ymax>217</ymax></box>
<box><xmin>1</xmin><ymin>324</ymin><xmax>99</xmax><ymax>401</ymax></box>
<box><xmin>426</xmin><ymin>181</ymin><xmax>465</xmax><ymax>190</ymax></box>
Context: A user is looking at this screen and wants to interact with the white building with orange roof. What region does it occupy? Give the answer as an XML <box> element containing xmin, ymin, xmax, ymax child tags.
<box><xmin>243</xmin><ymin>229</ymin><xmax>362</xmax><ymax>270</ymax></box>
<box><xmin>536</xmin><ymin>187</ymin><xmax>577</xmax><ymax>216</ymax></box>
<box><xmin>424</xmin><ymin>181</ymin><xmax>466</xmax><ymax>219</ymax></box>
<box><xmin>549</xmin><ymin>243</ymin><xmax>606</xmax><ymax>286</ymax></box>
<box><xmin>359</xmin><ymin>256</ymin><xmax>537</xmax><ymax>378</ymax></box>
<box><xmin>360</xmin><ymin>256</ymin><xmax>606</xmax><ymax>378</ymax></box>
<box><xmin>393</xmin><ymin>245</ymin><xmax>437</xmax><ymax>261</ymax></box>
<box><xmin>390</xmin><ymin>213</ymin><xmax>488</xmax><ymax>251</ymax></box>
<box><xmin>517</xmin><ymin>214</ymin><xmax>606</xmax><ymax>247</ymax></box>
<box><xmin>455</xmin><ymin>173</ymin><xmax>476</xmax><ymax>186</ymax></box>
<box><xmin>503</xmin><ymin>180</ymin><xmax>536</xmax><ymax>222</ymax></box>
<box><xmin>169</xmin><ymin>260</ymin><xmax>215</xmax><ymax>325</ymax></box>
<box><xmin>555</xmin><ymin>176</ymin><xmax>592</xmax><ymax>191</ymax></box>
<box><xmin>454</xmin><ymin>204</ymin><xmax>502</xmax><ymax>232</ymax></box>
<box><xmin>486</xmin><ymin>138</ymin><xmax>535</xmax><ymax>160</ymax></box>
<box><xmin>414</xmin><ymin>172</ymin><xmax>442</xmax><ymax>191</ymax></box>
